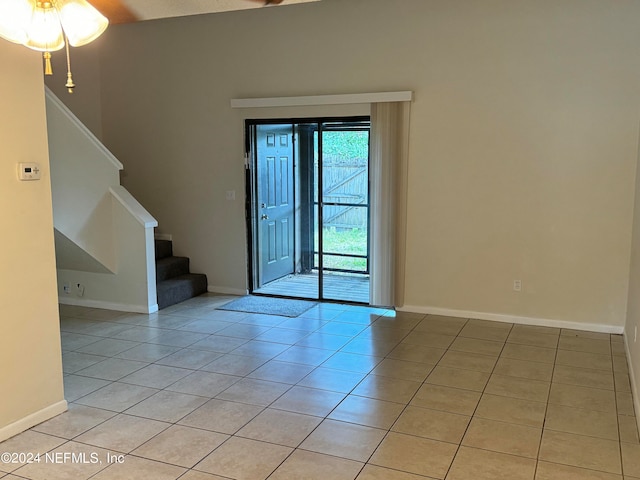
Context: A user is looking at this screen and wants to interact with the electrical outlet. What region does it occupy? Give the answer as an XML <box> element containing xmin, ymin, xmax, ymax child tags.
<box><xmin>63</xmin><ymin>283</ymin><xmax>70</xmax><ymax>294</ymax></box>
<box><xmin>513</xmin><ymin>279</ymin><xmax>522</xmax><ymax>292</ymax></box>
<box><xmin>226</xmin><ymin>190</ymin><xmax>236</xmax><ymax>201</ymax></box>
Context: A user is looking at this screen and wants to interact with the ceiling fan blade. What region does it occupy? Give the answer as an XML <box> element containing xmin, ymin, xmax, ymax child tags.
<box><xmin>90</xmin><ymin>0</ymin><xmax>138</xmax><ymax>24</ymax></box>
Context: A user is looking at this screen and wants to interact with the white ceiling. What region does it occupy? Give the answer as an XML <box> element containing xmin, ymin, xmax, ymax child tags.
<box><xmin>120</xmin><ymin>0</ymin><xmax>320</xmax><ymax>22</ymax></box>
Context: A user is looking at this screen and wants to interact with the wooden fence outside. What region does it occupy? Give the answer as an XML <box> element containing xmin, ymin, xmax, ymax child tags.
<box><xmin>318</xmin><ymin>155</ymin><xmax>368</xmax><ymax>229</ymax></box>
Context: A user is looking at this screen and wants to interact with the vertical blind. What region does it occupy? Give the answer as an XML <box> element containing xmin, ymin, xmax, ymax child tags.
<box><xmin>369</xmin><ymin>101</ymin><xmax>411</xmax><ymax>307</ymax></box>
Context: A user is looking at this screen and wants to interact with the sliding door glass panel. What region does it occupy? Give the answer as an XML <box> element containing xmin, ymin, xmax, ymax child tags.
<box><xmin>320</xmin><ymin>126</ymin><xmax>370</xmax><ymax>303</ymax></box>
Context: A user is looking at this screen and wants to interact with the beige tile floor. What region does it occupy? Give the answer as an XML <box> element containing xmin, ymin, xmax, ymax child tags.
<box><xmin>1</xmin><ymin>294</ymin><xmax>639</xmax><ymax>480</ymax></box>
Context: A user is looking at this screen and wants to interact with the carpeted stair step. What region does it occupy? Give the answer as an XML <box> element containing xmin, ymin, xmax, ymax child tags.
<box><xmin>155</xmin><ymin>239</ymin><xmax>173</xmax><ymax>260</ymax></box>
<box><xmin>154</xmin><ymin>238</ymin><xmax>207</xmax><ymax>310</ymax></box>
<box><xmin>156</xmin><ymin>274</ymin><xmax>208</xmax><ymax>310</ymax></box>
<box><xmin>156</xmin><ymin>256</ymin><xmax>190</xmax><ymax>282</ymax></box>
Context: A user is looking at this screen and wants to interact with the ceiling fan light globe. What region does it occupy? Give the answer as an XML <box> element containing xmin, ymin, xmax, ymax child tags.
<box><xmin>56</xmin><ymin>0</ymin><xmax>108</xmax><ymax>46</ymax></box>
<box><xmin>24</xmin><ymin>1</ymin><xmax>65</xmax><ymax>51</ymax></box>
<box><xmin>0</xmin><ymin>0</ymin><xmax>34</xmax><ymax>45</ymax></box>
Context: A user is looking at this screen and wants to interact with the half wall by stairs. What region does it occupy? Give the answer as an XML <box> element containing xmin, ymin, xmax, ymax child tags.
<box><xmin>46</xmin><ymin>87</ymin><xmax>159</xmax><ymax>313</ymax></box>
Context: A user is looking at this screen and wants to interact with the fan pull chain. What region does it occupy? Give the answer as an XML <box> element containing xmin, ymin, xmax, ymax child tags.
<box><xmin>64</xmin><ymin>35</ymin><xmax>75</xmax><ymax>94</ymax></box>
<box><xmin>43</xmin><ymin>51</ymin><xmax>53</xmax><ymax>75</ymax></box>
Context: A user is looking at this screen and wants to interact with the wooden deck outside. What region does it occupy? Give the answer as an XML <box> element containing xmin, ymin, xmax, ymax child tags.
<box><xmin>255</xmin><ymin>272</ymin><xmax>370</xmax><ymax>304</ymax></box>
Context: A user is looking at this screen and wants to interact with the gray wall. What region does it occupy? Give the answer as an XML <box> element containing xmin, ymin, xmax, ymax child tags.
<box><xmin>57</xmin><ymin>0</ymin><xmax>640</xmax><ymax>329</ymax></box>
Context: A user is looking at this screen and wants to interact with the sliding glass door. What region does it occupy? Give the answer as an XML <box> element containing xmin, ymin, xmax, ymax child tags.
<box><xmin>248</xmin><ymin>117</ymin><xmax>370</xmax><ymax>304</ymax></box>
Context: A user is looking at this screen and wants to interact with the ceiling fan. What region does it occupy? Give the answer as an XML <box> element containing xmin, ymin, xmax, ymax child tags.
<box><xmin>89</xmin><ymin>0</ymin><xmax>286</xmax><ymax>25</ymax></box>
<box><xmin>0</xmin><ymin>0</ymin><xmax>290</xmax><ymax>91</ymax></box>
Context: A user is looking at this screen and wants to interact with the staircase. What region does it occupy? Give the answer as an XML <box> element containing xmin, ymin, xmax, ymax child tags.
<box><xmin>47</xmin><ymin>87</ymin><xmax>159</xmax><ymax>313</ymax></box>
<box><xmin>155</xmin><ymin>240</ymin><xmax>208</xmax><ymax>309</ymax></box>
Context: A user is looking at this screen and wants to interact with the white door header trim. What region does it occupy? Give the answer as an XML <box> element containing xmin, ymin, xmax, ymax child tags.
<box><xmin>231</xmin><ymin>91</ymin><xmax>413</xmax><ymax>109</ymax></box>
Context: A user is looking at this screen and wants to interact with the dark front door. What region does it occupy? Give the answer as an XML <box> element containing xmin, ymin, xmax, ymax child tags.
<box><xmin>256</xmin><ymin>124</ymin><xmax>295</xmax><ymax>285</ymax></box>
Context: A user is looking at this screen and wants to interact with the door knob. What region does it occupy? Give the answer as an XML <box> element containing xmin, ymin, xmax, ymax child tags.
<box><xmin>261</xmin><ymin>214</ymin><xmax>269</xmax><ymax>220</ymax></box>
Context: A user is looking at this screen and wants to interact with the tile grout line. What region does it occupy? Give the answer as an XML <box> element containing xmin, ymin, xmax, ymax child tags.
<box><xmin>532</xmin><ymin>327</ymin><xmax>561</xmax><ymax>479</ymax></box>
<box><xmin>350</xmin><ymin>318</ymin><xmax>435</xmax><ymax>474</ymax></box>
<box><xmin>439</xmin><ymin>319</ymin><xmax>514</xmax><ymax>480</ymax></box>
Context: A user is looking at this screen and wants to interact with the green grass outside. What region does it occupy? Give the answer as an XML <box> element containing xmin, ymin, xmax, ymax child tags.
<box><xmin>315</xmin><ymin>227</ymin><xmax>368</xmax><ymax>272</ymax></box>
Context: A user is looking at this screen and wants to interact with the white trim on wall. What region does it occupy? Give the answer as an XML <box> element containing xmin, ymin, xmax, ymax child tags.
<box><xmin>231</xmin><ymin>91</ymin><xmax>413</xmax><ymax>109</ymax></box>
<box><xmin>207</xmin><ymin>286</ymin><xmax>247</xmax><ymax>296</ymax></box>
<box><xmin>109</xmin><ymin>186</ymin><xmax>158</xmax><ymax>228</ymax></box>
<box><xmin>45</xmin><ymin>87</ymin><xmax>123</xmax><ymax>171</ymax></box>
<box><xmin>58</xmin><ymin>297</ymin><xmax>159</xmax><ymax>314</ymax></box>
<box><xmin>625</xmin><ymin>337</ymin><xmax>640</xmax><ymax>435</ymax></box>
<box><xmin>399</xmin><ymin>304</ymin><xmax>625</xmax><ymax>334</ymax></box>
<box><xmin>0</xmin><ymin>400</ymin><xmax>68</xmax><ymax>443</ymax></box>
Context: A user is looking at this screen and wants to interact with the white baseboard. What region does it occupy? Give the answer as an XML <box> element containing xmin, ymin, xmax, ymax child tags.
<box><xmin>624</xmin><ymin>336</ymin><xmax>640</xmax><ymax>435</ymax></box>
<box><xmin>207</xmin><ymin>285</ymin><xmax>247</xmax><ymax>296</ymax></box>
<box><xmin>58</xmin><ymin>296</ymin><xmax>158</xmax><ymax>314</ymax></box>
<box><xmin>398</xmin><ymin>304</ymin><xmax>625</xmax><ymax>334</ymax></box>
<box><xmin>0</xmin><ymin>400</ymin><xmax>68</xmax><ymax>443</ymax></box>
<box><xmin>154</xmin><ymin>233</ymin><xmax>172</xmax><ymax>241</ymax></box>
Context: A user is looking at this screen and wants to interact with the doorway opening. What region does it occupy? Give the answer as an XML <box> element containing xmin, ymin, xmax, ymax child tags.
<box><xmin>246</xmin><ymin>117</ymin><xmax>371</xmax><ymax>304</ymax></box>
